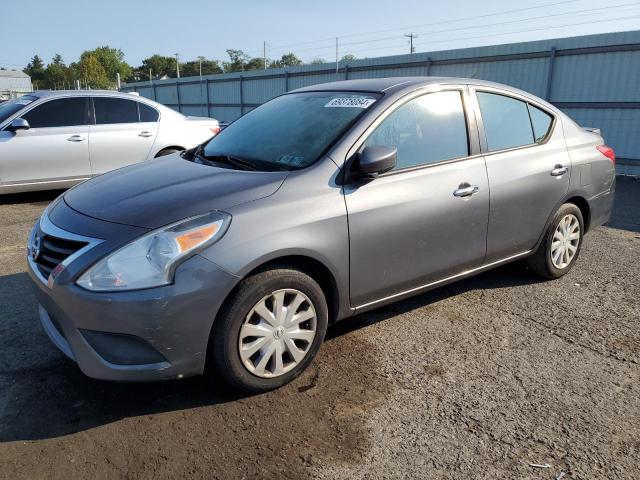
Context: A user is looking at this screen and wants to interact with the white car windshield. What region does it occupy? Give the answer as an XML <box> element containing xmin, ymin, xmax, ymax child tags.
<box><xmin>0</xmin><ymin>95</ymin><xmax>37</xmax><ymax>124</ymax></box>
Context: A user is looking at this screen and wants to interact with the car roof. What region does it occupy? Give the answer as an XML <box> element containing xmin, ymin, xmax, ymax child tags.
<box><xmin>290</xmin><ymin>76</ymin><xmax>526</xmax><ymax>95</ymax></box>
<box><xmin>30</xmin><ymin>90</ymin><xmax>144</xmax><ymax>99</ymax></box>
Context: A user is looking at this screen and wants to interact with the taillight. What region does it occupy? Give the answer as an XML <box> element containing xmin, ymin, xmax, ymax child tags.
<box><xmin>210</xmin><ymin>126</ymin><xmax>221</xmax><ymax>136</ymax></box>
<box><xmin>596</xmin><ymin>145</ymin><xmax>615</xmax><ymax>165</ymax></box>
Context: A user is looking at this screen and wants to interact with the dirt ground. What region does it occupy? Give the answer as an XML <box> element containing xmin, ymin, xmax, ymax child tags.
<box><xmin>0</xmin><ymin>177</ymin><xmax>638</xmax><ymax>480</ymax></box>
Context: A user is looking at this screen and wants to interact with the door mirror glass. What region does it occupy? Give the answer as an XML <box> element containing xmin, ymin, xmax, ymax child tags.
<box><xmin>7</xmin><ymin>118</ymin><xmax>30</xmax><ymax>132</ymax></box>
<box><xmin>356</xmin><ymin>145</ymin><xmax>397</xmax><ymax>175</ymax></box>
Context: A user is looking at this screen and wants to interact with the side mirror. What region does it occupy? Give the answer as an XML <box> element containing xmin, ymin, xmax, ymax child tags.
<box><xmin>356</xmin><ymin>145</ymin><xmax>397</xmax><ymax>175</ymax></box>
<box><xmin>7</xmin><ymin>118</ymin><xmax>30</xmax><ymax>132</ymax></box>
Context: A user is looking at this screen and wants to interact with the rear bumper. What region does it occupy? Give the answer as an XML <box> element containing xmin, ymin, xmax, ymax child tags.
<box><xmin>588</xmin><ymin>178</ymin><xmax>616</xmax><ymax>230</ymax></box>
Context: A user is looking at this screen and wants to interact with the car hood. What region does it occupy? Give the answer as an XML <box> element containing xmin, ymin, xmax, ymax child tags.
<box><xmin>64</xmin><ymin>154</ymin><xmax>287</xmax><ymax>229</ymax></box>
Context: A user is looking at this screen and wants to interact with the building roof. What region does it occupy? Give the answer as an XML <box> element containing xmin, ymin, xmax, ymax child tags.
<box><xmin>0</xmin><ymin>69</ymin><xmax>30</xmax><ymax>78</ymax></box>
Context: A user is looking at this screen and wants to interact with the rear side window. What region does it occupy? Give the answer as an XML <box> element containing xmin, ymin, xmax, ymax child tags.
<box><xmin>528</xmin><ymin>104</ymin><xmax>553</xmax><ymax>142</ymax></box>
<box><xmin>22</xmin><ymin>97</ymin><xmax>87</xmax><ymax>128</ymax></box>
<box><xmin>139</xmin><ymin>102</ymin><xmax>159</xmax><ymax>122</ymax></box>
<box><xmin>364</xmin><ymin>90</ymin><xmax>469</xmax><ymax>170</ymax></box>
<box><xmin>477</xmin><ymin>92</ymin><xmax>534</xmax><ymax>151</ymax></box>
<box><xmin>94</xmin><ymin>97</ymin><xmax>139</xmax><ymax>124</ymax></box>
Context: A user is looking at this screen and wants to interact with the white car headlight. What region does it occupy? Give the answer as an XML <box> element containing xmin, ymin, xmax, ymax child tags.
<box><xmin>76</xmin><ymin>211</ymin><xmax>230</xmax><ymax>292</ymax></box>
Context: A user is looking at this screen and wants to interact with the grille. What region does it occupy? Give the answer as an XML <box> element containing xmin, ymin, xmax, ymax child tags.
<box><xmin>34</xmin><ymin>234</ymin><xmax>87</xmax><ymax>279</ymax></box>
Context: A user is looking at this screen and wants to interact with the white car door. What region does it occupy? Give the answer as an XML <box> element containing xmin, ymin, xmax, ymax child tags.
<box><xmin>0</xmin><ymin>96</ymin><xmax>91</xmax><ymax>189</ymax></box>
<box><xmin>88</xmin><ymin>96</ymin><xmax>159</xmax><ymax>175</ymax></box>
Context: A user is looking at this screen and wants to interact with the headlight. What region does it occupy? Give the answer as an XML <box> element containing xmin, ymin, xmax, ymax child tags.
<box><xmin>76</xmin><ymin>211</ymin><xmax>230</xmax><ymax>291</ymax></box>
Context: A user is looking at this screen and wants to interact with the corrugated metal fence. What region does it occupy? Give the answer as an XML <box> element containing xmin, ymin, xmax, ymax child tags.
<box><xmin>121</xmin><ymin>30</ymin><xmax>640</xmax><ymax>171</ymax></box>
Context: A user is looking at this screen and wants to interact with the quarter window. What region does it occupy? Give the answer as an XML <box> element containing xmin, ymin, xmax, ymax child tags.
<box><xmin>21</xmin><ymin>97</ymin><xmax>87</xmax><ymax>128</ymax></box>
<box><xmin>94</xmin><ymin>97</ymin><xmax>139</xmax><ymax>124</ymax></box>
<box><xmin>364</xmin><ymin>91</ymin><xmax>469</xmax><ymax>170</ymax></box>
<box><xmin>528</xmin><ymin>104</ymin><xmax>553</xmax><ymax>142</ymax></box>
<box><xmin>477</xmin><ymin>92</ymin><xmax>534</xmax><ymax>151</ymax></box>
<box><xmin>139</xmin><ymin>102</ymin><xmax>159</xmax><ymax>122</ymax></box>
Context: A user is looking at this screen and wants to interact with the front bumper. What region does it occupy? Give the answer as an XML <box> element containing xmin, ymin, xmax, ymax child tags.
<box><xmin>27</xmin><ymin>201</ymin><xmax>239</xmax><ymax>381</ymax></box>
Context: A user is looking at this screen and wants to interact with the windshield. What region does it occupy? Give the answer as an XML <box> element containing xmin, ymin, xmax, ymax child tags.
<box><xmin>201</xmin><ymin>91</ymin><xmax>380</xmax><ymax>170</ymax></box>
<box><xmin>0</xmin><ymin>95</ymin><xmax>37</xmax><ymax>124</ymax></box>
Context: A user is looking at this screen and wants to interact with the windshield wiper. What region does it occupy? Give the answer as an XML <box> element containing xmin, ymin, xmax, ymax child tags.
<box><xmin>199</xmin><ymin>152</ymin><xmax>257</xmax><ymax>171</ymax></box>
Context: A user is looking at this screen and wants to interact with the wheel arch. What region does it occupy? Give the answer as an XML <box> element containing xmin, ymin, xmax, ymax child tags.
<box><xmin>564</xmin><ymin>195</ymin><xmax>591</xmax><ymax>232</ymax></box>
<box><xmin>153</xmin><ymin>145</ymin><xmax>185</xmax><ymax>158</ymax></box>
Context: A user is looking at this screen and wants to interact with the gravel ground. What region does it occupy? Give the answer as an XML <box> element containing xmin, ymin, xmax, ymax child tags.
<box><xmin>0</xmin><ymin>178</ymin><xmax>638</xmax><ymax>480</ymax></box>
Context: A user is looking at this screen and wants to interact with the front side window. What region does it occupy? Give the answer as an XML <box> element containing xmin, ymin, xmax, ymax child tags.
<box><xmin>94</xmin><ymin>97</ymin><xmax>139</xmax><ymax>124</ymax></box>
<box><xmin>477</xmin><ymin>92</ymin><xmax>534</xmax><ymax>152</ymax></box>
<box><xmin>0</xmin><ymin>95</ymin><xmax>37</xmax><ymax>124</ymax></box>
<box><xmin>201</xmin><ymin>91</ymin><xmax>380</xmax><ymax>170</ymax></box>
<box><xmin>21</xmin><ymin>97</ymin><xmax>87</xmax><ymax>128</ymax></box>
<box><xmin>364</xmin><ymin>90</ymin><xmax>469</xmax><ymax>170</ymax></box>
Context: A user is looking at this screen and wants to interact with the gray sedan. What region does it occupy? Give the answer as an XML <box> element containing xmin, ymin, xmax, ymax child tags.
<box><xmin>27</xmin><ymin>77</ymin><xmax>615</xmax><ymax>392</ymax></box>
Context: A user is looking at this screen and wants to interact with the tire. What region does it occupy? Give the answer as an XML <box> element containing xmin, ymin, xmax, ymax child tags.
<box><xmin>155</xmin><ymin>148</ymin><xmax>181</xmax><ymax>158</ymax></box>
<box><xmin>526</xmin><ymin>203</ymin><xmax>584</xmax><ymax>279</ymax></box>
<box><xmin>210</xmin><ymin>268</ymin><xmax>328</xmax><ymax>393</ymax></box>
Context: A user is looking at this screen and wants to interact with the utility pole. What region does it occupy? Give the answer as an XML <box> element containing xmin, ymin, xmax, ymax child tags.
<box><xmin>335</xmin><ymin>37</ymin><xmax>339</xmax><ymax>74</ymax></box>
<box><xmin>263</xmin><ymin>41</ymin><xmax>267</xmax><ymax>70</ymax></box>
<box><xmin>149</xmin><ymin>68</ymin><xmax>153</xmax><ymax>84</ymax></box>
<box><xmin>405</xmin><ymin>33</ymin><xmax>418</xmax><ymax>54</ymax></box>
<box><xmin>174</xmin><ymin>53</ymin><xmax>180</xmax><ymax>78</ymax></box>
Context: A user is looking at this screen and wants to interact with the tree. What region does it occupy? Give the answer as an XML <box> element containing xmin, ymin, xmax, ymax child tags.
<box><xmin>24</xmin><ymin>55</ymin><xmax>46</xmax><ymax>88</ymax></box>
<box><xmin>180</xmin><ymin>58</ymin><xmax>223</xmax><ymax>77</ymax></box>
<box><xmin>223</xmin><ymin>49</ymin><xmax>251</xmax><ymax>72</ymax></box>
<box><xmin>139</xmin><ymin>54</ymin><xmax>176</xmax><ymax>79</ymax></box>
<box><xmin>51</xmin><ymin>53</ymin><xmax>65</xmax><ymax>66</ymax></box>
<box><xmin>244</xmin><ymin>57</ymin><xmax>266</xmax><ymax>71</ymax></box>
<box><xmin>310</xmin><ymin>57</ymin><xmax>327</xmax><ymax>64</ymax></box>
<box><xmin>71</xmin><ymin>54</ymin><xmax>110</xmax><ymax>89</ymax></box>
<box><xmin>340</xmin><ymin>54</ymin><xmax>357</xmax><ymax>62</ymax></box>
<box><xmin>270</xmin><ymin>52</ymin><xmax>303</xmax><ymax>68</ymax></box>
<box><xmin>81</xmin><ymin>46</ymin><xmax>131</xmax><ymax>85</ymax></box>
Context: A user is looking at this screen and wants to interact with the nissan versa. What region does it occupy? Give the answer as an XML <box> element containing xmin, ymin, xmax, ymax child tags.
<box><xmin>27</xmin><ymin>77</ymin><xmax>615</xmax><ymax>392</ymax></box>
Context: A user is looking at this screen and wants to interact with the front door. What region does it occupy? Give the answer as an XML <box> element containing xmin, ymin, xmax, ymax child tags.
<box><xmin>344</xmin><ymin>89</ymin><xmax>489</xmax><ymax>307</ymax></box>
<box><xmin>0</xmin><ymin>97</ymin><xmax>91</xmax><ymax>188</ymax></box>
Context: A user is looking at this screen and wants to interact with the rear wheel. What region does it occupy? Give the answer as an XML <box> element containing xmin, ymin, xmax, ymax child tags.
<box><xmin>527</xmin><ymin>203</ymin><xmax>584</xmax><ymax>279</ymax></box>
<box><xmin>210</xmin><ymin>268</ymin><xmax>328</xmax><ymax>393</ymax></box>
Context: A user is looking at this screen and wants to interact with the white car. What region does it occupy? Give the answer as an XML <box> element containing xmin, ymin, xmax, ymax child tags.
<box><xmin>0</xmin><ymin>91</ymin><xmax>220</xmax><ymax>194</ymax></box>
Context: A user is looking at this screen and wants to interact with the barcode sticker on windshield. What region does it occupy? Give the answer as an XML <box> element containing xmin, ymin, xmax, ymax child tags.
<box><xmin>325</xmin><ymin>97</ymin><xmax>376</xmax><ymax>108</ymax></box>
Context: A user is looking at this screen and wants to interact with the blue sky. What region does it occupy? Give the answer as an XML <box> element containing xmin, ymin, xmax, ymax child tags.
<box><xmin>1</xmin><ymin>0</ymin><xmax>639</xmax><ymax>68</ymax></box>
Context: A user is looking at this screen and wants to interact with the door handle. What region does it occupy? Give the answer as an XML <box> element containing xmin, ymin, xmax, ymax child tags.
<box><xmin>138</xmin><ymin>131</ymin><xmax>153</xmax><ymax>138</ymax></box>
<box><xmin>453</xmin><ymin>183</ymin><xmax>480</xmax><ymax>198</ymax></box>
<box><xmin>67</xmin><ymin>135</ymin><xmax>85</xmax><ymax>142</ymax></box>
<box><xmin>550</xmin><ymin>164</ymin><xmax>569</xmax><ymax>176</ymax></box>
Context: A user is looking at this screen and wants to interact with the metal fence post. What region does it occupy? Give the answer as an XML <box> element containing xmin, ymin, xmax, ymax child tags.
<box><xmin>425</xmin><ymin>57</ymin><xmax>432</xmax><ymax>76</ymax></box>
<box><xmin>345</xmin><ymin>65</ymin><xmax>349</xmax><ymax>80</ymax></box>
<box><xmin>205</xmin><ymin>79</ymin><xmax>210</xmax><ymax>117</ymax></box>
<box><xmin>545</xmin><ymin>47</ymin><xmax>557</xmax><ymax>101</ymax></box>
<box><xmin>152</xmin><ymin>82</ymin><xmax>157</xmax><ymax>101</ymax></box>
<box><xmin>284</xmin><ymin>71</ymin><xmax>289</xmax><ymax>92</ymax></box>
<box><xmin>239</xmin><ymin>75</ymin><xmax>244</xmax><ymax>116</ymax></box>
<box><xmin>176</xmin><ymin>81</ymin><xmax>181</xmax><ymax>113</ymax></box>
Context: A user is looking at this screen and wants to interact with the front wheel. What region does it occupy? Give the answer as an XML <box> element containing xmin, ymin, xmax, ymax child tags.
<box><xmin>527</xmin><ymin>203</ymin><xmax>584</xmax><ymax>279</ymax></box>
<box><xmin>210</xmin><ymin>268</ymin><xmax>328</xmax><ymax>393</ymax></box>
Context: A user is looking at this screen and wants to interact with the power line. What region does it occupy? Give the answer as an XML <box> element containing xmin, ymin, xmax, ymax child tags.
<box><xmin>267</xmin><ymin>2</ymin><xmax>640</xmax><ymax>57</ymax></box>
<box><xmin>269</xmin><ymin>0</ymin><xmax>582</xmax><ymax>50</ymax></box>
<box><xmin>327</xmin><ymin>13</ymin><xmax>640</xmax><ymax>59</ymax></box>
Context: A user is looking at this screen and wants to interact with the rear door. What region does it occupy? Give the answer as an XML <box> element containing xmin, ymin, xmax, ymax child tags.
<box><xmin>0</xmin><ymin>96</ymin><xmax>91</xmax><ymax>188</ymax></box>
<box><xmin>344</xmin><ymin>88</ymin><xmax>489</xmax><ymax>307</ymax></box>
<box><xmin>471</xmin><ymin>87</ymin><xmax>570</xmax><ymax>262</ymax></box>
<box><xmin>89</xmin><ymin>96</ymin><xmax>159</xmax><ymax>175</ymax></box>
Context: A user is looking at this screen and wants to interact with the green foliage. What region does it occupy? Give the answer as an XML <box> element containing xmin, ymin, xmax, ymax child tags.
<box><xmin>310</xmin><ymin>57</ymin><xmax>327</xmax><ymax>64</ymax></box>
<box><xmin>269</xmin><ymin>53</ymin><xmax>303</xmax><ymax>68</ymax></box>
<box><xmin>140</xmin><ymin>54</ymin><xmax>176</xmax><ymax>79</ymax></box>
<box><xmin>83</xmin><ymin>46</ymin><xmax>131</xmax><ymax>84</ymax></box>
<box><xmin>71</xmin><ymin>54</ymin><xmax>110</xmax><ymax>89</ymax></box>
<box><xmin>223</xmin><ymin>49</ymin><xmax>251</xmax><ymax>72</ymax></box>
<box><xmin>340</xmin><ymin>54</ymin><xmax>357</xmax><ymax>62</ymax></box>
<box><xmin>180</xmin><ymin>58</ymin><xmax>223</xmax><ymax>76</ymax></box>
<box><xmin>24</xmin><ymin>55</ymin><xmax>46</xmax><ymax>88</ymax></box>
